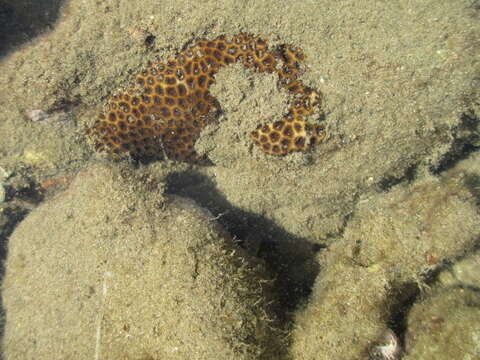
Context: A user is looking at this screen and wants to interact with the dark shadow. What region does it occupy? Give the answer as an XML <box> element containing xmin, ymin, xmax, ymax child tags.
<box><xmin>378</xmin><ymin>163</ymin><xmax>417</xmax><ymax>192</ymax></box>
<box><xmin>165</xmin><ymin>170</ymin><xmax>323</xmax><ymax>318</ymax></box>
<box><xmin>432</xmin><ymin>110</ymin><xmax>479</xmax><ymax>174</ymax></box>
<box><xmin>0</xmin><ymin>0</ymin><xmax>66</xmax><ymax>58</ymax></box>
<box><xmin>0</xmin><ymin>171</ymin><xmax>43</xmax><ymax>351</ymax></box>
<box><xmin>0</xmin><ymin>206</ymin><xmax>30</xmax><ymax>346</ymax></box>
<box><xmin>385</xmin><ymin>281</ymin><xmax>420</xmax><ymax>358</ymax></box>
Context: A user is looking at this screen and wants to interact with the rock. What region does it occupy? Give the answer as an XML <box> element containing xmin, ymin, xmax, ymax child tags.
<box><xmin>403</xmin><ymin>288</ymin><xmax>480</xmax><ymax>360</ymax></box>
<box><xmin>290</xmin><ymin>263</ymin><xmax>393</xmax><ymax>360</ymax></box>
<box><xmin>290</xmin><ymin>174</ymin><xmax>480</xmax><ymax>360</ymax></box>
<box><xmin>2</xmin><ymin>163</ymin><xmax>283</xmax><ymax>360</ymax></box>
<box><xmin>342</xmin><ymin>175</ymin><xmax>479</xmax><ymax>284</ymax></box>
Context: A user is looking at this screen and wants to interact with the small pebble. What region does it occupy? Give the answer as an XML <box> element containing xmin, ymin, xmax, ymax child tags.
<box><xmin>26</xmin><ymin>109</ymin><xmax>49</xmax><ymax>122</ymax></box>
<box><xmin>0</xmin><ymin>184</ymin><xmax>5</xmax><ymax>204</ymax></box>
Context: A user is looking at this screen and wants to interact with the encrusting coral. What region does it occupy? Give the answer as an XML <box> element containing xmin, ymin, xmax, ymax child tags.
<box><xmin>86</xmin><ymin>34</ymin><xmax>326</xmax><ymax>162</ymax></box>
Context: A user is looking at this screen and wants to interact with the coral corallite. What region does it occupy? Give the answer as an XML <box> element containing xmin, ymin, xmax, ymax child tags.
<box><xmin>86</xmin><ymin>34</ymin><xmax>326</xmax><ymax>163</ymax></box>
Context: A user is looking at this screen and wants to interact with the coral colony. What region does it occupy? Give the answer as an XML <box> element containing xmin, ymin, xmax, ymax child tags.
<box><xmin>87</xmin><ymin>34</ymin><xmax>326</xmax><ymax>162</ymax></box>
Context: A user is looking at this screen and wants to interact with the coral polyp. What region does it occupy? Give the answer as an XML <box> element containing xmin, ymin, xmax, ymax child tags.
<box><xmin>86</xmin><ymin>34</ymin><xmax>326</xmax><ymax>162</ymax></box>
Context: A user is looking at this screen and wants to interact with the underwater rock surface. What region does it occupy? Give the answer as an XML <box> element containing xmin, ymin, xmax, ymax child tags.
<box><xmin>0</xmin><ymin>0</ymin><xmax>479</xmax><ymax>359</ymax></box>
<box><xmin>290</xmin><ymin>171</ymin><xmax>480</xmax><ymax>360</ymax></box>
<box><xmin>2</xmin><ymin>164</ymin><xmax>284</xmax><ymax>360</ymax></box>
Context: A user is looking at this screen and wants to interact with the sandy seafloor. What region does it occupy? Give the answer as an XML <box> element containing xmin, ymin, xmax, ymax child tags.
<box><xmin>0</xmin><ymin>0</ymin><xmax>479</xmax><ymax>359</ymax></box>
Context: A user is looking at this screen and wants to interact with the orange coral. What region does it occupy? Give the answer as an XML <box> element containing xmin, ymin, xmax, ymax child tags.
<box><xmin>86</xmin><ymin>34</ymin><xmax>326</xmax><ymax>162</ymax></box>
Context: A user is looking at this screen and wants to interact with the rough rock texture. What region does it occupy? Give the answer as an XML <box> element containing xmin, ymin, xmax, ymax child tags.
<box><xmin>2</xmin><ymin>164</ymin><xmax>284</xmax><ymax>360</ymax></box>
<box><xmin>0</xmin><ymin>1</ymin><xmax>479</xmax><ymax>359</ymax></box>
<box><xmin>290</xmin><ymin>172</ymin><xmax>480</xmax><ymax>360</ymax></box>
<box><xmin>0</xmin><ymin>0</ymin><xmax>477</xmax><ymax>239</ymax></box>
<box><xmin>342</xmin><ymin>176</ymin><xmax>479</xmax><ymax>283</ymax></box>
<box><xmin>402</xmin><ymin>248</ymin><xmax>480</xmax><ymax>359</ymax></box>
<box><xmin>404</xmin><ymin>287</ymin><xmax>480</xmax><ymax>359</ymax></box>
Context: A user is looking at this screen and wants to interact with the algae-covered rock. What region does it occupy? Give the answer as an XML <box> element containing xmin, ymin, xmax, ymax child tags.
<box><xmin>2</xmin><ymin>163</ymin><xmax>283</xmax><ymax>360</ymax></box>
<box><xmin>343</xmin><ymin>175</ymin><xmax>479</xmax><ymax>283</ymax></box>
<box><xmin>290</xmin><ymin>263</ymin><xmax>393</xmax><ymax>360</ymax></box>
<box><xmin>402</xmin><ymin>251</ymin><xmax>480</xmax><ymax>359</ymax></box>
<box><xmin>1</xmin><ymin>0</ymin><xmax>479</xmax><ymax>244</ymax></box>
<box><xmin>403</xmin><ymin>287</ymin><xmax>480</xmax><ymax>360</ymax></box>
<box><xmin>290</xmin><ymin>173</ymin><xmax>480</xmax><ymax>360</ymax></box>
<box><xmin>437</xmin><ymin>252</ymin><xmax>480</xmax><ymax>290</ymax></box>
